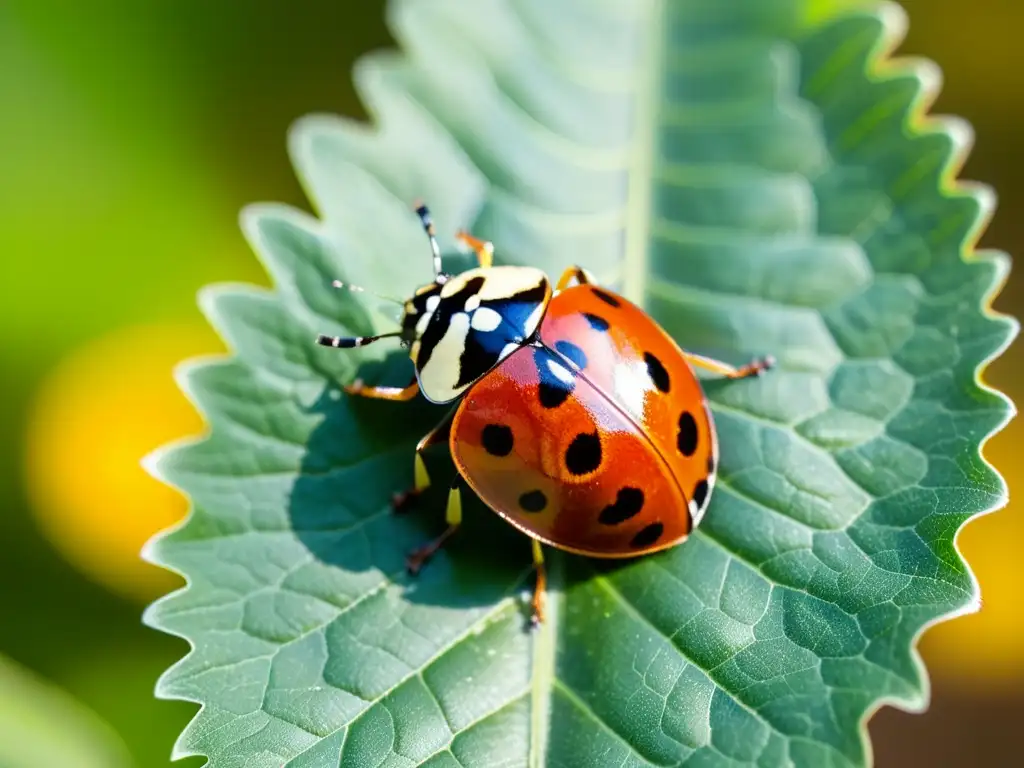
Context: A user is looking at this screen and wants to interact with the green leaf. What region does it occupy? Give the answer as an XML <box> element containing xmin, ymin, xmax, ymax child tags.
<box><xmin>144</xmin><ymin>0</ymin><xmax>1016</xmax><ymax>765</ymax></box>
<box><xmin>0</xmin><ymin>654</ymin><xmax>133</xmax><ymax>768</ymax></box>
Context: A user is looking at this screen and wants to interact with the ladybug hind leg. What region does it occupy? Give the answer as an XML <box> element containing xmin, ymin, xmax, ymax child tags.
<box><xmin>406</xmin><ymin>475</ymin><xmax>464</xmax><ymax>575</ymax></box>
<box><xmin>530</xmin><ymin>538</ymin><xmax>546</xmax><ymax>628</ymax></box>
<box><xmin>684</xmin><ymin>351</ymin><xmax>776</xmax><ymax>380</ymax></box>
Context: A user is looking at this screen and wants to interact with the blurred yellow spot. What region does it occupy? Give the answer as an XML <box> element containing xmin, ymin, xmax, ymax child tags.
<box><xmin>919</xmin><ymin>403</ymin><xmax>1024</xmax><ymax>689</ymax></box>
<box><xmin>24</xmin><ymin>322</ymin><xmax>222</xmax><ymax>603</ymax></box>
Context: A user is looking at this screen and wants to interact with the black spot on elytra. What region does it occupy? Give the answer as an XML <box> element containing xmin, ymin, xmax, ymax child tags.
<box><xmin>535</xmin><ymin>347</ymin><xmax>574</xmax><ymax>409</ymax></box>
<box><xmin>677</xmin><ymin>411</ymin><xmax>698</xmax><ymax>457</ymax></box>
<box><xmin>583</xmin><ymin>313</ymin><xmax>609</xmax><ymax>332</ymax></box>
<box><xmin>565</xmin><ymin>431</ymin><xmax>602</xmax><ymax>475</ymax></box>
<box><xmin>644</xmin><ymin>352</ymin><xmax>670</xmax><ymax>393</ymax></box>
<box><xmin>598</xmin><ymin>487</ymin><xmax>645</xmax><ymax>525</ymax></box>
<box><xmin>592</xmin><ymin>288</ymin><xmax>621</xmax><ymax>307</ymax></box>
<box><xmin>630</xmin><ymin>522</ymin><xmax>664</xmax><ymax>549</ymax></box>
<box><xmin>539</xmin><ymin>383</ymin><xmax>571</xmax><ymax>409</ymax></box>
<box><xmin>692</xmin><ymin>479</ymin><xmax>709</xmax><ymax>510</ymax></box>
<box><xmin>481</xmin><ymin>424</ymin><xmax>514</xmax><ymax>457</ymax></box>
<box><xmin>518</xmin><ymin>490</ymin><xmax>547</xmax><ymax>513</ymax></box>
<box><xmin>555</xmin><ymin>340</ymin><xmax>588</xmax><ymax>370</ymax></box>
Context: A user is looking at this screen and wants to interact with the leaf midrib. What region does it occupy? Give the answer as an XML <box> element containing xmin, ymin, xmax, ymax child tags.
<box><xmin>528</xmin><ymin>1</ymin><xmax>707</xmax><ymax>763</ymax></box>
<box><xmin>529</xmin><ymin>553</ymin><xmax>559</xmax><ymax>767</ymax></box>
<box><xmin>622</xmin><ymin>0</ymin><xmax>663</xmax><ymax>304</ymax></box>
<box><xmin>525</xmin><ymin>1</ymin><xmax>666</xmax><ymax>763</ymax></box>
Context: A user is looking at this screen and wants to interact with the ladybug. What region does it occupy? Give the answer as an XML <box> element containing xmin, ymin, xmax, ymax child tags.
<box><xmin>317</xmin><ymin>202</ymin><xmax>774</xmax><ymax>625</ymax></box>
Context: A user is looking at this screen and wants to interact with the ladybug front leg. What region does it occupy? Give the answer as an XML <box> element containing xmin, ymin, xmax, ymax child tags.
<box><xmin>345</xmin><ymin>375</ymin><xmax>420</xmax><ymax>401</ymax></box>
<box><xmin>405</xmin><ymin>475</ymin><xmax>464</xmax><ymax>575</ymax></box>
<box><xmin>683</xmin><ymin>352</ymin><xmax>776</xmax><ymax>380</ymax></box>
<box><xmin>455</xmin><ymin>230</ymin><xmax>494</xmax><ymax>269</ymax></box>
<box><xmin>316</xmin><ymin>330</ymin><xmax>421</xmax><ymax>401</ymax></box>
<box><xmin>554</xmin><ymin>265</ymin><xmax>596</xmax><ymax>291</ymax></box>
<box><xmin>530</xmin><ymin>538</ymin><xmax>546</xmax><ymax>628</ymax></box>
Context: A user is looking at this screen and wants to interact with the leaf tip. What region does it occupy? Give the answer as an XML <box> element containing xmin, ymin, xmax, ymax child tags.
<box><xmin>195</xmin><ymin>283</ymin><xmax>230</xmax><ymax>329</ymax></box>
<box><xmin>875</xmin><ymin>0</ymin><xmax>909</xmax><ymax>46</ymax></box>
<box><xmin>288</xmin><ymin>112</ymin><xmax>364</xmax><ymax>157</ymax></box>
<box><xmin>239</xmin><ymin>201</ymin><xmax>285</xmax><ymax>244</ymax></box>
<box><xmin>140</xmin><ymin>443</ymin><xmax>168</xmax><ymax>484</ymax></box>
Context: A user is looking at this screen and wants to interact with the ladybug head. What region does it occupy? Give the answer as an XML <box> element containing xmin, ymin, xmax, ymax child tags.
<box><xmin>315</xmin><ymin>202</ymin><xmax>552</xmax><ymax>404</ymax></box>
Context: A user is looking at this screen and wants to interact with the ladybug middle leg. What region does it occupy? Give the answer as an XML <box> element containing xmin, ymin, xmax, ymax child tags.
<box><xmin>405</xmin><ymin>475</ymin><xmax>464</xmax><ymax>575</ymax></box>
<box><xmin>391</xmin><ymin>407</ymin><xmax>456</xmax><ymax>511</ymax></box>
<box><xmin>683</xmin><ymin>351</ymin><xmax>776</xmax><ymax>380</ymax></box>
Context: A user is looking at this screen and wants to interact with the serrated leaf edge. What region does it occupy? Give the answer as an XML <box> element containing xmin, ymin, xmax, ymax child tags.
<box><xmin>814</xmin><ymin>3</ymin><xmax>1018</xmax><ymax>764</ymax></box>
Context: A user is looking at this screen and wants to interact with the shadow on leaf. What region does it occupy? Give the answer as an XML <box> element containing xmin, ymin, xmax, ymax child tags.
<box><xmin>288</xmin><ymin>350</ymin><xmax>547</xmax><ymax>623</ymax></box>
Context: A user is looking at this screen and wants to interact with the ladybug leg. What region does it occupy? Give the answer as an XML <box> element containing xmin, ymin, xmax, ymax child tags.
<box><xmin>530</xmin><ymin>538</ymin><xmax>546</xmax><ymax>628</ymax></box>
<box><xmin>683</xmin><ymin>352</ymin><xmax>776</xmax><ymax>380</ymax></box>
<box><xmin>554</xmin><ymin>265</ymin><xmax>596</xmax><ymax>291</ymax></box>
<box><xmin>344</xmin><ymin>375</ymin><xmax>420</xmax><ymax>401</ymax></box>
<box><xmin>392</xmin><ymin>407</ymin><xmax>456</xmax><ymax>511</ymax></box>
<box><xmin>406</xmin><ymin>475</ymin><xmax>464</xmax><ymax>575</ymax></box>
<box><xmin>454</xmin><ymin>230</ymin><xmax>494</xmax><ymax>269</ymax></box>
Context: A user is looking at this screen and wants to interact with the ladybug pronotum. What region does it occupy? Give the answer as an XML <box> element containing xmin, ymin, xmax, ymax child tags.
<box><xmin>317</xmin><ymin>202</ymin><xmax>774</xmax><ymax>625</ymax></box>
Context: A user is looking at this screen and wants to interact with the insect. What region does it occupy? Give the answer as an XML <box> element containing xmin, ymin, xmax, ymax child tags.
<box><xmin>317</xmin><ymin>202</ymin><xmax>774</xmax><ymax>625</ymax></box>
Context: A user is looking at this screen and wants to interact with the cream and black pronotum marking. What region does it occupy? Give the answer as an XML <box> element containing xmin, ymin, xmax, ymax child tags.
<box><xmin>408</xmin><ymin>267</ymin><xmax>551</xmax><ymax>403</ymax></box>
<box><xmin>316</xmin><ymin>203</ymin><xmax>552</xmax><ymax>405</ymax></box>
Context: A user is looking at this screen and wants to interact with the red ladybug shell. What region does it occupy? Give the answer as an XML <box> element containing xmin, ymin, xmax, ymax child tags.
<box><xmin>449</xmin><ymin>283</ymin><xmax>717</xmax><ymax>557</ymax></box>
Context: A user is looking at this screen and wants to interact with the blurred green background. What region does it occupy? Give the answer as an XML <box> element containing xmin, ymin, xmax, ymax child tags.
<box><xmin>0</xmin><ymin>1</ymin><xmax>1019</xmax><ymax>765</ymax></box>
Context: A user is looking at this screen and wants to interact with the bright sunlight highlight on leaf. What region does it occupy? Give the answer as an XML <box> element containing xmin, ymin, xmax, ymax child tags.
<box><xmin>144</xmin><ymin>1</ymin><xmax>1016</xmax><ymax>765</ymax></box>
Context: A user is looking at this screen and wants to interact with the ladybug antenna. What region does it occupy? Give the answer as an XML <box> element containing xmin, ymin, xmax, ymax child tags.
<box><xmin>330</xmin><ymin>280</ymin><xmax>403</xmax><ymax>306</ymax></box>
<box><xmin>413</xmin><ymin>200</ymin><xmax>446</xmax><ymax>283</ymax></box>
<box><xmin>315</xmin><ymin>331</ymin><xmax>402</xmax><ymax>349</ymax></box>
